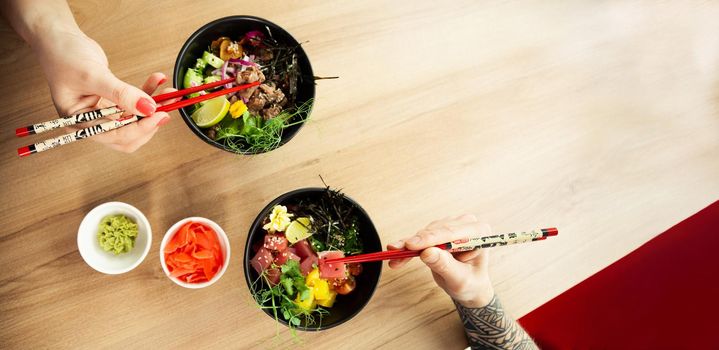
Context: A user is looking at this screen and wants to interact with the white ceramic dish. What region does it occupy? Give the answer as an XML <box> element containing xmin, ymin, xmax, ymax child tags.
<box><xmin>77</xmin><ymin>202</ymin><xmax>152</xmax><ymax>274</ymax></box>
<box><xmin>160</xmin><ymin>217</ymin><xmax>230</xmax><ymax>288</ymax></box>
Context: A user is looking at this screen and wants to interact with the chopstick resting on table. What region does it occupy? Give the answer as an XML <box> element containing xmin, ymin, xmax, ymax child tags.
<box><xmin>324</xmin><ymin>228</ymin><xmax>559</xmax><ymax>264</ymax></box>
<box><xmin>16</xmin><ymin>79</ymin><xmax>259</xmax><ymax>157</ymax></box>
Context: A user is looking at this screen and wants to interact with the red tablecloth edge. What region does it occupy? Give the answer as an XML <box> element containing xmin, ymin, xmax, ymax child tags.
<box><xmin>518</xmin><ymin>200</ymin><xmax>719</xmax><ymax>349</ymax></box>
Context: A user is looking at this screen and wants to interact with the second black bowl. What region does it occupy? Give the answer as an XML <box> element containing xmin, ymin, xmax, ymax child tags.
<box><xmin>173</xmin><ymin>15</ymin><xmax>315</xmax><ymax>154</ymax></box>
<box><xmin>244</xmin><ymin>188</ymin><xmax>382</xmax><ymax>331</ymax></box>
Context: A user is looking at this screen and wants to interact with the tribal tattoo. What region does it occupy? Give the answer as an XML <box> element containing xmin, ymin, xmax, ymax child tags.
<box><xmin>454</xmin><ymin>296</ymin><xmax>537</xmax><ymax>350</ymax></box>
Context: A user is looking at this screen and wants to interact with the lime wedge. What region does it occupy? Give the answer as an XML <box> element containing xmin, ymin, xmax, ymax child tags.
<box><xmin>191</xmin><ymin>96</ymin><xmax>230</xmax><ymax>128</ymax></box>
<box><xmin>286</xmin><ymin>217</ymin><xmax>312</xmax><ymax>244</ymax></box>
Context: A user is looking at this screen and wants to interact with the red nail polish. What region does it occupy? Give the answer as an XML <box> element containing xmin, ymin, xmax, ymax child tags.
<box><xmin>158</xmin><ymin>78</ymin><xmax>167</xmax><ymax>85</ymax></box>
<box><xmin>157</xmin><ymin>117</ymin><xmax>170</xmax><ymax>126</ymax></box>
<box><xmin>136</xmin><ymin>98</ymin><xmax>156</xmax><ymax>116</ymax></box>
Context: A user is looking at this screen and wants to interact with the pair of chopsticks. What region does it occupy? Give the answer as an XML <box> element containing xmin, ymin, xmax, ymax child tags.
<box><xmin>16</xmin><ymin>78</ymin><xmax>259</xmax><ymax>157</ymax></box>
<box><xmin>324</xmin><ymin>228</ymin><xmax>559</xmax><ymax>264</ymax></box>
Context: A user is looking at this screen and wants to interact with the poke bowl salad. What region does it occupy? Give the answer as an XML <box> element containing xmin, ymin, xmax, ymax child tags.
<box><xmin>174</xmin><ymin>16</ymin><xmax>314</xmax><ymax>154</ymax></box>
<box><xmin>244</xmin><ymin>188</ymin><xmax>382</xmax><ymax>332</ymax></box>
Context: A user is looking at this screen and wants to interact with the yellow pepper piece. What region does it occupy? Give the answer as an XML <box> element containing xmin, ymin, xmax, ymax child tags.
<box><xmin>306</xmin><ymin>268</ymin><xmax>321</xmax><ymax>287</ymax></box>
<box><xmin>229</xmin><ymin>100</ymin><xmax>247</xmax><ymax>118</ymax></box>
<box><xmin>313</xmin><ymin>279</ymin><xmax>330</xmax><ymax>301</ymax></box>
<box><xmin>316</xmin><ymin>290</ymin><xmax>337</xmax><ymax>308</ymax></box>
<box><xmin>294</xmin><ymin>289</ymin><xmax>316</xmax><ymax>311</ymax></box>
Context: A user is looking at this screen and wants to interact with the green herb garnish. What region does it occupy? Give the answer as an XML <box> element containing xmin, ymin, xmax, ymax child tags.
<box><xmin>250</xmin><ymin>259</ymin><xmax>328</xmax><ymax>338</ymax></box>
<box><xmin>215</xmin><ymin>98</ymin><xmax>313</xmax><ymax>154</ymax></box>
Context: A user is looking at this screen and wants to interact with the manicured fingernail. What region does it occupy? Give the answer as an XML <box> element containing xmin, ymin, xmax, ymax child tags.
<box><xmin>157</xmin><ymin>117</ymin><xmax>170</xmax><ymax>126</ymax></box>
<box><xmin>158</xmin><ymin>77</ymin><xmax>167</xmax><ymax>85</ymax></box>
<box><xmin>136</xmin><ymin>98</ymin><xmax>156</xmax><ymax>116</ymax></box>
<box><xmin>407</xmin><ymin>236</ymin><xmax>421</xmax><ymax>245</ymax></box>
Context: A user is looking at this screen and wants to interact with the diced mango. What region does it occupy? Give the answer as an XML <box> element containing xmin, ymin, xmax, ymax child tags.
<box><xmin>313</xmin><ymin>279</ymin><xmax>330</xmax><ymax>300</ymax></box>
<box><xmin>306</xmin><ymin>268</ymin><xmax>321</xmax><ymax>287</ymax></box>
<box><xmin>316</xmin><ymin>290</ymin><xmax>337</xmax><ymax>308</ymax></box>
<box><xmin>294</xmin><ymin>289</ymin><xmax>316</xmax><ymax>310</ymax></box>
<box><xmin>229</xmin><ymin>101</ymin><xmax>247</xmax><ymax>118</ymax></box>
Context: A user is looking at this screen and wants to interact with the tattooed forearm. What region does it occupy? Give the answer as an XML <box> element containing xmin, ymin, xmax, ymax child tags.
<box><xmin>454</xmin><ymin>296</ymin><xmax>537</xmax><ymax>350</ymax></box>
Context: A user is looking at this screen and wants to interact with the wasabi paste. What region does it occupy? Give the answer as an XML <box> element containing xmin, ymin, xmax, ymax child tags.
<box><xmin>97</xmin><ymin>215</ymin><xmax>138</xmax><ymax>255</ymax></box>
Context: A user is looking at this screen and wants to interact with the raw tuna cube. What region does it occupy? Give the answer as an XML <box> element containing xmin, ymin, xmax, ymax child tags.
<box><xmin>300</xmin><ymin>254</ymin><xmax>319</xmax><ymax>276</ymax></box>
<box><xmin>318</xmin><ymin>251</ymin><xmax>346</xmax><ymax>279</ymax></box>
<box><xmin>294</xmin><ymin>240</ymin><xmax>315</xmax><ymax>259</ymax></box>
<box><xmin>263</xmin><ymin>234</ymin><xmax>288</xmax><ymax>252</ymax></box>
<box><xmin>274</xmin><ymin>250</ymin><xmax>301</xmax><ymax>266</ymax></box>
<box><xmin>266</xmin><ymin>268</ymin><xmax>281</xmax><ymax>285</ymax></box>
<box><xmin>250</xmin><ymin>247</ymin><xmax>273</xmax><ymax>274</ymax></box>
<box><xmin>252</xmin><ymin>239</ymin><xmax>263</xmax><ymax>253</ymax></box>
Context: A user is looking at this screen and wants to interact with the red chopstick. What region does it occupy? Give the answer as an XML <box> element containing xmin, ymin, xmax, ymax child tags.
<box><xmin>16</xmin><ymin>80</ymin><xmax>260</xmax><ymax>157</ymax></box>
<box><xmin>152</xmin><ymin>77</ymin><xmax>235</xmax><ymax>103</ymax></box>
<box><xmin>325</xmin><ymin>228</ymin><xmax>558</xmax><ymax>264</ymax></box>
<box><xmin>155</xmin><ymin>81</ymin><xmax>259</xmax><ymax>113</ymax></box>
<box><xmin>15</xmin><ymin>77</ymin><xmax>237</xmax><ymax>138</ymax></box>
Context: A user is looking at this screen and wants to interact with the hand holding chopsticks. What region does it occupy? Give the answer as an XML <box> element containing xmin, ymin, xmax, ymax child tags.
<box><xmin>16</xmin><ymin>78</ymin><xmax>258</xmax><ymax>157</ymax></box>
<box><xmin>14</xmin><ymin>77</ymin><xmax>236</xmax><ymax>138</ymax></box>
<box><xmin>353</xmin><ymin>216</ymin><xmax>559</xmax><ymax>309</ymax></box>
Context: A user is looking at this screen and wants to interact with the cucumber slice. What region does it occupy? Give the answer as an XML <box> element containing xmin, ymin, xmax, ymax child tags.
<box><xmin>183</xmin><ymin>68</ymin><xmax>203</xmax><ymax>89</ymax></box>
<box><xmin>187</xmin><ymin>92</ymin><xmax>207</xmax><ymax>107</ymax></box>
<box><xmin>194</xmin><ymin>58</ymin><xmax>207</xmax><ymax>71</ymax></box>
<box><xmin>202</xmin><ymin>51</ymin><xmax>224</xmax><ymax>69</ymax></box>
<box><xmin>203</xmin><ymin>75</ymin><xmax>221</xmax><ymax>84</ymax></box>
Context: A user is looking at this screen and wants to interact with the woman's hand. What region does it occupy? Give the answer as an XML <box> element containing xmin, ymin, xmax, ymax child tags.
<box><xmin>388</xmin><ymin>215</ymin><xmax>495</xmax><ymax>308</ymax></box>
<box><xmin>33</xmin><ymin>28</ymin><xmax>177</xmax><ymax>152</ymax></box>
<box><xmin>2</xmin><ymin>0</ymin><xmax>180</xmax><ymax>152</ymax></box>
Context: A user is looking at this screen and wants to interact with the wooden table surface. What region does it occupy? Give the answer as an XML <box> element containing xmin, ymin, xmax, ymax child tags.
<box><xmin>1</xmin><ymin>1</ymin><xmax>718</xmax><ymax>349</ymax></box>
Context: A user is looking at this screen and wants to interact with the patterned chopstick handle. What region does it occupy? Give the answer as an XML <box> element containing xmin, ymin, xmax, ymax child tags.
<box><xmin>15</xmin><ymin>106</ymin><xmax>123</xmax><ymax>137</ymax></box>
<box><xmin>447</xmin><ymin>228</ymin><xmax>558</xmax><ymax>252</ymax></box>
<box><xmin>17</xmin><ymin>115</ymin><xmax>140</xmax><ymax>157</ymax></box>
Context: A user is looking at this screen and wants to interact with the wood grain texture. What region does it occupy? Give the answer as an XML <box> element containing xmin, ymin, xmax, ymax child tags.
<box><xmin>1</xmin><ymin>1</ymin><xmax>719</xmax><ymax>349</ymax></box>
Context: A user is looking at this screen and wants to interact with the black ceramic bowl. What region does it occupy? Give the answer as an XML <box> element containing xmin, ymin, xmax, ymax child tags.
<box><xmin>173</xmin><ymin>16</ymin><xmax>314</xmax><ymax>154</ymax></box>
<box><xmin>243</xmin><ymin>188</ymin><xmax>382</xmax><ymax>331</ymax></box>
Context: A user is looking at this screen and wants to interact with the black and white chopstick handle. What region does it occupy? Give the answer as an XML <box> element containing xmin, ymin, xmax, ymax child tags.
<box><xmin>17</xmin><ymin>115</ymin><xmax>140</xmax><ymax>157</ymax></box>
<box><xmin>448</xmin><ymin>228</ymin><xmax>557</xmax><ymax>252</ymax></box>
<box><xmin>15</xmin><ymin>106</ymin><xmax>123</xmax><ymax>137</ymax></box>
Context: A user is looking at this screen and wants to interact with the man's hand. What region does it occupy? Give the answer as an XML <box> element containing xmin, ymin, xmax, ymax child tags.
<box><xmin>387</xmin><ymin>214</ymin><xmax>495</xmax><ymax>308</ymax></box>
